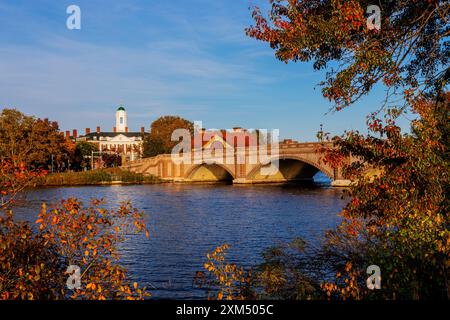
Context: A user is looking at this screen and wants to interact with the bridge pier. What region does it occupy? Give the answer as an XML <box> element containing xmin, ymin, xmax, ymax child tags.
<box><xmin>232</xmin><ymin>178</ymin><xmax>248</xmax><ymax>184</ymax></box>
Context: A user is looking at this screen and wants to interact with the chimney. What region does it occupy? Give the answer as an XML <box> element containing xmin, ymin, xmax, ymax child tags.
<box><xmin>65</xmin><ymin>131</ymin><xmax>70</xmax><ymax>140</ymax></box>
<box><xmin>73</xmin><ymin>129</ymin><xmax>78</xmax><ymax>139</ymax></box>
<box><xmin>113</xmin><ymin>127</ymin><xmax>117</xmax><ymax>133</ymax></box>
<box><xmin>85</xmin><ymin>128</ymin><xmax>90</xmax><ymax>135</ymax></box>
<box><xmin>96</xmin><ymin>126</ymin><xmax>101</xmax><ymax>133</ymax></box>
<box><xmin>140</xmin><ymin>127</ymin><xmax>145</xmax><ymax>134</ymax></box>
<box><xmin>125</xmin><ymin>127</ymin><xmax>129</xmax><ymax>133</ymax></box>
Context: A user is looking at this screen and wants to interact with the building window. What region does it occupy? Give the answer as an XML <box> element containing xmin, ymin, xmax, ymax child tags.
<box><xmin>120</xmin><ymin>117</ymin><xmax>123</xmax><ymax>124</ymax></box>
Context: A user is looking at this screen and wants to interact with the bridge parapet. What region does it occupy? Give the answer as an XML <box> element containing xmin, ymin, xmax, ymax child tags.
<box><xmin>280</xmin><ymin>142</ymin><xmax>332</xmax><ymax>149</ymax></box>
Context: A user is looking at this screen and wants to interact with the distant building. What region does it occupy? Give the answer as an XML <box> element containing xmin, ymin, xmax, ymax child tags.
<box><xmin>191</xmin><ymin>127</ymin><xmax>269</xmax><ymax>150</ymax></box>
<box><xmin>70</xmin><ymin>105</ymin><xmax>147</xmax><ymax>163</ymax></box>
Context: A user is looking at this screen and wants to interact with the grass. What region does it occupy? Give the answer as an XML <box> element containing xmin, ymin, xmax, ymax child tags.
<box><xmin>38</xmin><ymin>168</ymin><xmax>160</xmax><ymax>186</ymax></box>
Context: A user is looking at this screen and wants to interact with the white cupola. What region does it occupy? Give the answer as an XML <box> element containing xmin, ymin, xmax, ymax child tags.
<box><xmin>115</xmin><ymin>105</ymin><xmax>127</xmax><ymax>133</ymax></box>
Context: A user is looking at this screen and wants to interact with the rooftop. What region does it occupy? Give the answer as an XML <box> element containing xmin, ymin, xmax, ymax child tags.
<box><xmin>81</xmin><ymin>131</ymin><xmax>146</xmax><ymax>139</ymax></box>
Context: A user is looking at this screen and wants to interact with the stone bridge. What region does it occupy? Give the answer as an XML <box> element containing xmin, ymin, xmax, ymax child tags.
<box><xmin>125</xmin><ymin>141</ymin><xmax>352</xmax><ymax>187</ymax></box>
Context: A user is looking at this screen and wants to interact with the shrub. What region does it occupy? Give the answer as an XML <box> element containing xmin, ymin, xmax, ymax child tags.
<box><xmin>1</xmin><ymin>198</ymin><xmax>150</xmax><ymax>300</ymax></box>
<box><xmin>40</xmin><ymin>169</ymin><xmax>159</xmax><ymax>186</ymax></box>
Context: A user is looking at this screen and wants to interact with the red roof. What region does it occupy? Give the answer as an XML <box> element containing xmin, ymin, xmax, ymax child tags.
<box><xmin>191</xmin><ymin>129</ymin><xmax>259</xmax><ymax>149</ymax></box>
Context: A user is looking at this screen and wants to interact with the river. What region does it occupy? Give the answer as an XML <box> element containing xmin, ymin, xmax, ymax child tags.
<box><xmin>12</xmin><ymin>173</ymin><xmax>347</xmax><ymax>299</ymax></box>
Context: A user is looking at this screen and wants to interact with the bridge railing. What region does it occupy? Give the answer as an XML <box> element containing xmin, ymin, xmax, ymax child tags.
<box><xmin>128</xmin><ymin>141</ymin><xmax>335</xmax><ymax>166</ymax></box>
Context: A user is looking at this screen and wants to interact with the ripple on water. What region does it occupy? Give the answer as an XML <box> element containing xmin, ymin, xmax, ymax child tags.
<box><xmin>13</xmin><ymin>176</ymin><xmax>346</xmax><ymax>299</ymax></box>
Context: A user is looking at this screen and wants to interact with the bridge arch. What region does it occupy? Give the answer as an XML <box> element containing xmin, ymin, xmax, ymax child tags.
<box><xmin>185</xmin><ymin>162</ymin><xmax>235</xmax><ymax>182</ymax></box>
<box><xmin>246</xmin><ymin>155</ymin><xmax>334</xmax><ymax>183</ymax></box>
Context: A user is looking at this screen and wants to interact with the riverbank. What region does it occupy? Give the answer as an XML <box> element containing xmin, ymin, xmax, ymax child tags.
<box><xmin>37</xmin><ymin>168</ymin><xmax>160</xmax><ymax>186</ymax></box>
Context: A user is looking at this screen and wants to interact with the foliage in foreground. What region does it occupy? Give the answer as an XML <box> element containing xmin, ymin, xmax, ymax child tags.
<box><xmin>201</xmin><ymin>93</ymin><xmax>449</xmax><ymax>300</ymax></box>
<box><xmin>0</xmin><ymin>198</ymin><xmax>150</xmax><ymax>300</ymax></box>
<box><xmin>1</xmin><ymin>161</ymin><xmax>46</xmax><ymax>210</ymax></box>
<box><xmin>213</xmin><ymin>0</ymin><xmax>450</xmax><ymax>300</ymax></box>
<box><xmin>1</xmin><ymin>161</ymin><xmax>151</xmax><ymax>300</ymax></box>
<box><xmin>200</xmin><ymin>244</ymin><xmax>253</xmax><ymax>300</ymax></box>
<box><xmin>318</xmin><ymin>92</ymin><xmax>449</xmax><ymax>300</ymax></box>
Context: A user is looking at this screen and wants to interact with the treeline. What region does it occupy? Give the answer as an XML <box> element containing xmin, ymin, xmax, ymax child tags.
<box><xmin>0</xmin><ymin>109</ymin><xmax>72</xmax><ymax>170</ymax></box>
<box><xmin>0</xmin><ymin>108</ymin><xmax>114</xmax><ymax>172</ymax></box>
<box><xmin>142</xmin><ymin>115</ymin><xmax>193</xmax><ymax>158</ymax></box>
<box><xmin>0</xmin><ymin>108</ymin><xmax>197</xmax><ymax>170</ymax></box>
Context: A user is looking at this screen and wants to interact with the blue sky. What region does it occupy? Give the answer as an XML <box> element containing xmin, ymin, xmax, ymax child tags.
<box><xmin>0</xmin><ymin>0</ymin><xmax>412</xmax><ymax>140</ymax></box>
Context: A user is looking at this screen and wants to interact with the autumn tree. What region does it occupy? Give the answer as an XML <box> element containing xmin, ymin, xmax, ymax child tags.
<box><xmin>200</xmin><ymin>244</ymin><xmax>254</xmax><ymax>300</ymax></box>
<box><xmin>0</xmin><ymin>109</ymin><xmax>72</xmax><ymax>170</ymax></box>
<box><xmin>34</xmin><ymin>198</ymin><xmax>150</xmax><ymax>300</ymax></box>
<box><xmin>0</xmin><ymin>159</ymin><xmax>150</xmax><ymax>300</ymax></box>
<box><xmin>143</xmin><ymin>116</ymin><xmax>193</xmax><ymax>157</ymax></box>
<box><xmin>0</xmin><ymin>210</ymin><xmax>64</xmax><ymax>300</ymax></box>
<box><xmin>0</xmin><ymin>114</ymin><xmax>151</xmax><ymax>299</ymax></box>
<box><xmin>1</xmin><ymin>197</ymin><xmax>150</xmax><ymax>300</ymax></box>
<box><xmin>205</xmin><ymin>95</ymin><xmax>450</xmax><ymax>299</ymax></box>
<box><xmin>0</xmin><ymin>161</ymin><xmax>46</xmax><ymax>211</ymax></box>
<box><xmin>142</xmin><ymin>137</ymin><xmax>165</xmax><ymax>158</ymax></box>
<box><xmin>319</xmin><ymin>92</ymin><xmax>449</xmax><ymax>299</ymax></box>
<box><xmin>247</xmin><ymin>0</ymin><xmax>448</xmax><ymax>110</ymax></box>
<box><xmin>0</xmin><ymin>109</ymin><xmax>34</xmax><ymax>165</ymax></box>
<box><xmin>236</xmin><ymin>0</ymin><xmax>450</xmax><ymax>299</ymax></box>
